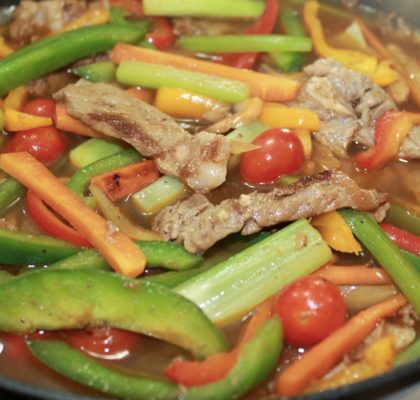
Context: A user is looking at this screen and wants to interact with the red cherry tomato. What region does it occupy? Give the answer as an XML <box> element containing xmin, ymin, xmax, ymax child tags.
<box><xmin>240</xmin><ymin>128</ymin><xmax>304</xmax><ymax>184</ymax></box>
<box><xmin>21</xmin><ymin>98</ymin><xmax>56</xmax><ymax>120</ymax></box>
<box><xmin>62</xmin><ymin>327</ymin><xmax>142</xmax><ymax>360</ymax></box>
<box><xmin>272</xmin><ymin>276</ymin><xmax>346</xmax><ymax>347</ymax></box>
<box><xmin>5</xmin><ymin>126</ymin><xmax>68</xmax><ymax>165</ymax></box>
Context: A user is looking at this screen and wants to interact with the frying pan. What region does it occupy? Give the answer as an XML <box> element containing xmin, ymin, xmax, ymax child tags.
<box><xmin>0</xmin><ymin>0</ymin><xmax>419</xmax><ymax>399</ymax></box>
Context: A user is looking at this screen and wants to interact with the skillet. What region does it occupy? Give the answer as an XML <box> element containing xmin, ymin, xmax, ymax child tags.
<box><xmin>0</xmin><ymin>0</ymin><xmax>419</xmax><ymax>399</ymax></box>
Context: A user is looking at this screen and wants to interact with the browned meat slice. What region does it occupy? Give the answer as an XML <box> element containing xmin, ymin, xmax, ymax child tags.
<box><xmin>55</xmin><ymin>80</ymin><xmax>231</xmax><ymax>192</ymax></box>
<box><xmin>152</xmin><ymin>170</ymin><xmax>387</xmax><ymax>253</ymax></box>
<box><xmin>293</xmin><ymin>58</ymin><xmax>420</xmax><ymax>159</ymax></box>
<box><xmin>9</xmin><ymin>0</ymin><xmax>91</xmax><ymax>43</ymax></box>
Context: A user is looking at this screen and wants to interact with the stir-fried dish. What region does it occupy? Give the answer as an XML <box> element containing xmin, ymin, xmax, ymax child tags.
<box><xmin>0</xmin><ymin>0</ymin><xmax>419</xmax><ymax>399</ymax></box>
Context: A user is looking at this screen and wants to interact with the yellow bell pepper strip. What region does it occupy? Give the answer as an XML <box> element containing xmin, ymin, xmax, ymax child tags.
<box><xmin>312</xmin><ymin>211</ymin><xmax>362</xmax><ymax>254</ymax></box>
<box><xmin>55</xmin><ymin>103</ymin><xmax>104</xmax><ymax>138</ymax></box>
<box><xmin>303</xmin><ymin>1</ymin><xmax>398</xmax><ymax>87</ymax></box>
<box><xmin>354</xmin><ymin>111</ymin><xmax>419</xmax><ymax>170</ymax></box>
<box><xmin>0</xmin><ymin>108</ymin><xmax>4</xmax><ymax>131</ymax></box>
<box><xmin>154</xmin><ymin>87</ymin><xmax>227</xmax><ymax>119</ymax></box>
<box><xmin>306</xmin><ymin>335</ymin><xmax>395</xmax><ymax>393</ymax></box>
<box><xmin>3</xmin><ymin>86</ymin><xmax>27</xmax><ymax>110</ymax></box>
<box><xmin>56</xmin><ymin>6</ymin><xmax>110</xmax><ymax>34</ymax></box>
<box><xmin>259</xmin><ymin>102</ymin><xmax>320</xmax><ymax>131</ymax></box>
<box><xmin>89</xmin><ymin>183</ymin><xmax>163</xmax><ymax>241</ymax></box>
<box><xmin>0</xmin><ymin>152</ymin><xmax>146</xmax><ymax>277</ymax></box>
<box><xmin>294</xmin><ymin>129</ymin><xmax>312</xmax><ymax>159</ymax></box>
<box><xmin>4</xmin><ymin>108</ymin><xmax>52</xmax><ymax>132</ymax></box>
<box><xmin>0</xmin><ymin>36</ymin><xmax>13</xmax><ymax>59</ymax></box>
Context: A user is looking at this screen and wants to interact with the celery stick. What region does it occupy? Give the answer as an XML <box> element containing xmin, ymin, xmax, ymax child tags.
<box><xmin>143</xmin><ymin>0</ymin><xmax>265</xmax><ymax>18</ymax></box>
<box><xmin>116</xmin><ymin>60</ymin><xmax>250</xmax><ymax>104</ymax></box>
<box><xmin>69</xmin><ymin>138</ymin><xmax>124</xmax><ymax>169</ymax></box>
<box><xmin>175</xmin><ymin>219</ymin><xmax>332</xmax><ymax>324</ymax></box>
<box><xmin>394</xmin><ymin>338</ymin><xmax>420</xmax><ymax>367</ymax></box>
<box><xmin>339</xmin><ymin>209</ymin><xmax>420</xmax><ymax>313</ymax></box>
<box><xmin>131</xmin><ymin>176</ymin><xmax>188</xmax><ymax>214</ymax></box>
<box><xmin>179</xmin><ymin>35</ymin><xmax>312</xmax><ymax>53</ymax></box>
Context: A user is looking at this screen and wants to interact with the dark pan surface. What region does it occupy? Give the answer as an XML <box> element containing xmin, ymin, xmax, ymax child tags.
<box><xmin>0</xmin><ymin>0</ymin><xmax>419</xmax><ymax>399</ymax></box>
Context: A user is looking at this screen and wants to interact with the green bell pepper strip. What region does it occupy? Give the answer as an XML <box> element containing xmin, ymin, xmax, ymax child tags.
<box><xmin>0</xmin><ymin>269</ymin><xmax>226</xmax><ymax>358</ymax></box>
<box><xmin>0</xmin><ymin>23</ymin><xmax>148</xmax><ymax>96</ymax></box>
<box><xmin>270</xmin><ymin>6</ymin><xmax>307</xmax><ymax>72</ymax></box>
<box><xmin>0</xmin><ymin>177</ymin><xmax>25</xmax><ymax>216</ymax></box>
<box><xmin>385</xmin><ymin>202</ymin><xmax>420</xmax><ymax>236</ymax></box>
<box><xmin>67</xmin><ymin>148</ymin><xmax>143</xmax><ymax>207</ymax></box>
<box><xmin>143</xmin><ymin>265</ymin><xmax>212</xmax><ymax>288</ymax></box>
<box><xmin>73</xmin><ymin>61</ymin><xmax>116</xmax><ymax>83</ymax></box>
<box><xmin>0</xmin><ymin>227</ymin><xmax>80</xmax><ymax>265</ymax></box>
<box><xmin>27</xmin><ymin>317</ymin><xmax>282</xmax><ymax>400</ymax></box>
<box><xmin>49</xmin><ymin>240</ymin><xmax>202</xmax><ymax>271</ymax></box>
<box><xmin>401</xmin><ymin>249</ymin><xmax>420</xmax><ymax>271</ymax></box>
<box><xmin>393</xmin><ymin>338</ymin><xmax>420</xmax><ymax>367</ymax></box>
<box><xmin>179</xmin><ymin>34</ymin><xmax>312</xmax><ymax>53</ymax></box>
<box><xmin>339</xmin><ymin>209</ymin><xmax>420</xmax><ymax>313</ymax></box>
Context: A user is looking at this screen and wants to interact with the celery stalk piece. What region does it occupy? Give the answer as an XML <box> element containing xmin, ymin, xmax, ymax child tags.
<box><xmin>116</xmin><ymin>60</ymin><xmax>250</xmax><ymax>104</ymax></box>
<box><xmin>131</xmin><ymin>176</ymin><xmax>188</xmax><ymax>214</ymax></box>
<box><xmin>69</xmin><ymin>138</ymin><xmax>124</xmax><ymax>169</ymax></box>
<box><xmin>143</xmin><ymin>0</ymin><xmax>265</xmax><ymax>18</ymax></box>
<box><xmin>226</xmin><ymin>121</ymin><xmax>269</xmax><ymax>169</ymax></box>
<box><xmin>179</xmin><ymin>35</ymin><xmax>312</xmax><ymax>53</ymax></box>
<box><xmin>175</xmin><ymin>219</ymin><xmax>332</xmax><ymax>324</ymax></box>
<box><xmin>393</xmin><ymin>338</ymin><xmax>420</xmax><ymax>367</ymax></box>
<box><xmin>339</xmin><ymin>209</ymin><xmax>420</xmax><ymax>313</ymax></box>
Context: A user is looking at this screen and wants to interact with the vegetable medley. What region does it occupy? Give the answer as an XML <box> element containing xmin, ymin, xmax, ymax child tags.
<box><xmin>0</xmin><ymin>0</ymin><xmax>419</xmax><ymax>399</ymax></box>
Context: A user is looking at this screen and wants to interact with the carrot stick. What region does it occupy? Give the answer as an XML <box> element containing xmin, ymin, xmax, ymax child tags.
<box><xmin>314</xmin><ymin>265</ymin><xmax>392</xmax><ymax>285</ymax></box>
<box><xmin>125</xmin><ymin>87</ymin><xmax>155</xmax><ymax>104</ymax></box>
<box><xmin>0</xmin><ymin>152</ymin><xmax>145</xmax><ymax>277</ymax></box>
<box><xmin>91</xmin><ymin>160</ymin><xmax>160</xmax><ymax>202</ymax></box>
<box><xmin>111</xmin><ymin>43</ymin><xmax>301</xmax><ymax>102</ymax></box>
<box><xmin>165</xmin><ymin>298</ymin><xmax>273</xmax><ymax>386</ymax></box>
<box><xmin>276</xmin><ymin>294</ymin><xmax>407</xmax><ymax>396</ymax></box>
<box><xmin>55</xmin><ymin>103</ymin><xmax>104</xmax><ymax>138</ymax></box>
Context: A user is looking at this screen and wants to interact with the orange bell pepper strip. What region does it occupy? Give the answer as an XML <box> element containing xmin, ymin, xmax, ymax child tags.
<box><xmin>55</xmin><ymin>103</ymin><xmax>103</xmax><ymax>138</ymax></box>
<box><xmin>303</xmin><ymin>1</ymin><xmax>398</xmax><ymax>86</ymax></box>
<box><xmin>312</xmin><ymin>211</ymin><xmax>362</xmax><ymax>254</ymax></box>
<box><xmin>0</xmin><ymin>36</ymin><xmax>13</xmax><ymax>59</ymax></box>
<box><xmin>3</xmin><ymin>86</ymin><xmax>27</xmax><ymax>110</ymax></box>
<box><xmin>0</xmin><ymin>152</ymin><xmax>146</xmax><ymax>277</ymax></box>
<box><xmin>125</xmin><ymin>87</ymin><xmax>154</xmax><ymax>104</ymax></box>
<box><xmin>354</xmin><ymin>111</ymin><xmax>419</xmax><ymax>170</ymax></box>
<box><xmin>154</xmin><ymin>87</ymin><xmax>226</xmax><ymax>119</ymax></box>
<box><xmin>91</xmin><ymin>160</ymin><xmax>161</xmax><ymax>202</ymax></box>
<box><xmin>26</xmin><ymin>190</ymin><xmax>92</xmax><ymax>248</ymax></box>
<box><xmin>276</xmin><ymin>294</ymin><xmax>407</xmax><ymax>396</ymax></box>
<box><xmin>110</xmin><ymin>43</ymin><xmax>301</xmax><ymax>102</ymax></box>
<box><xmin>165</xmin><ymin>298</ymin><xmax>273</xmax><ymax>386</ymax></box>
<box><xmin>259</xmin><ymin>102</ymin><xmax>320</xmax><ymax>131</ymax></box>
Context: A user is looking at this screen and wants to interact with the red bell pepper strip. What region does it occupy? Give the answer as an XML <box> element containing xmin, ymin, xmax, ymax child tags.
<box><xmin>108</xmin><ymin>0</ymin><xmax>144</xmax><ymax>17</ymax></box>
<box><xmin>217</xmin><ymin>0</ymin><xmax>279</xmax><ymax>69</ymax></box>
<box><xmin>354</xmin><ymin>111</ymin><xmax>418</xmax><ymax>170</ymax></box>
<box><xmin>164</xmin><ymin>298</ymin><xmax>273</xmax><ymax>386</ymax></box>
<box><xmin>26</xmin><ymin>190</ymin><xmax>91</xmax><ymax>248</ymax></box>
<box><xmin>146</xmin><ymin>17</ymin><xmax>175</xmax><ymax>50</ymax></box>
<box><xmin>380</xmin><ymin>223</ymin><xmax>420</xmax><ymax>257</ymax></box>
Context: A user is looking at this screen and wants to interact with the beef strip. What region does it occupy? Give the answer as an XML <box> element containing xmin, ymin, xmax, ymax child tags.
<box><xmin>292</xmin><ymin>58</ymin><xmax>420</xmax><ymax>159</ymax></box>
<box><xmin>55</xmin><ymin>80</ymin><xmax>231</xmax><ymax>192</ymax></box>
<box><xmin>152</xmin><ymin>170</ymin><xmax>387</xmax><ymax>253</ymax></box>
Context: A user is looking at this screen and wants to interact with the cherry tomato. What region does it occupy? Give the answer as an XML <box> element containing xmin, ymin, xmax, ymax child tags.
<box><xmin>272</xmin><ymin>276</ymin><xmax>346</xmax><ymax>347</ymax></box>
<box><xmin>5</xmin><ymin>126</ymin><xmax>68</xmax><ymax>165</ymax></box>
<box><xmin>21</xmin><ymin>98</ymin><xmax>56</xmax><ymax>120</ymax></box>
<box><xmin>240</xmin><ymin>128</ymin><xmax>304</xmax><ymax>184</ymax></box>
<box><xmin>62</xmin><ymin>327</ymin><xmax>142</xmax><ymax>360</ymax></box>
